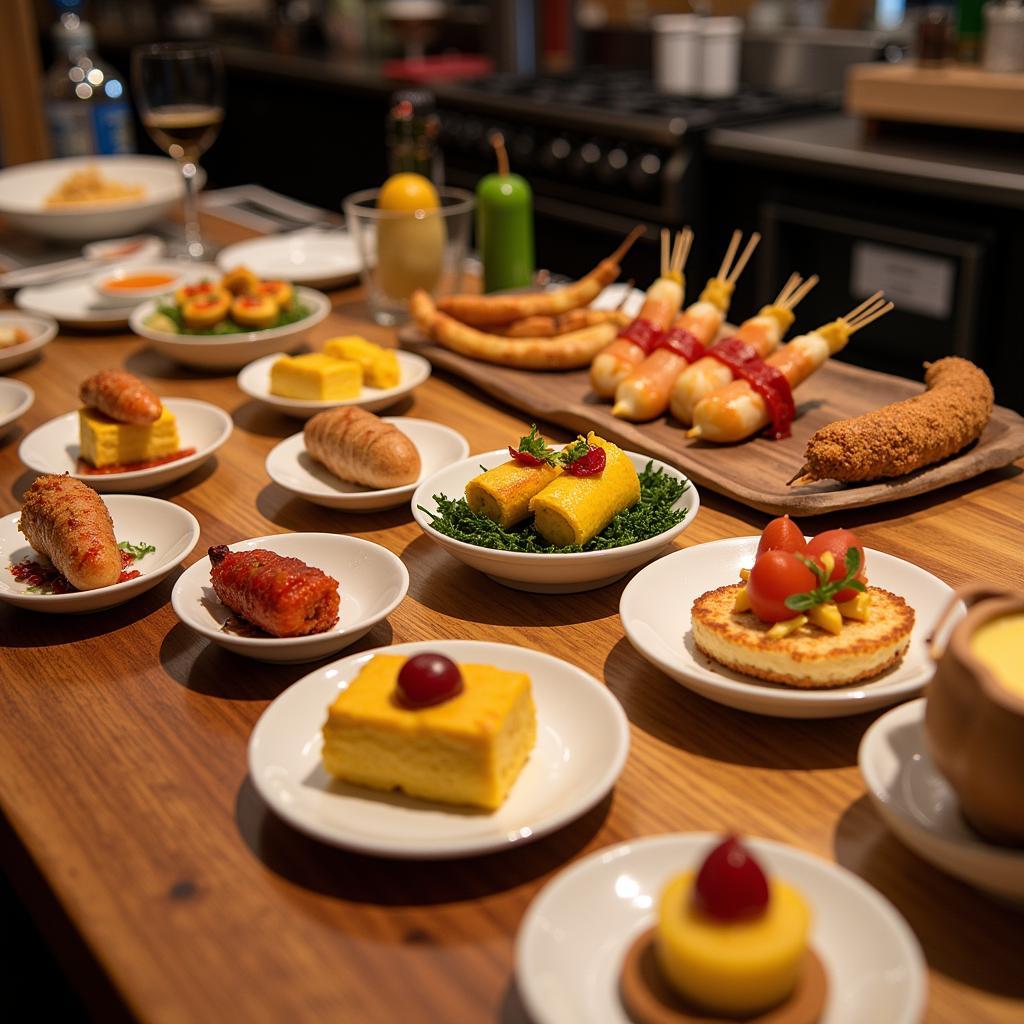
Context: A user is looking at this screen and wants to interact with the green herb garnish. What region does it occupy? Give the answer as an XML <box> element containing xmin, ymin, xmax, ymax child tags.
<box><xmin>784</xmin><ymin>547</ymin><xmax>866</xmax><ymax>612</ymax></box>
<box><xmin>557</xmin><ymin>435</ymin><xmax>591</xmax><ymax>467</ymax></box>
<box><xmin>514</xmin><ymin>424</ymin><xmax>560</xmax><ymax>465</ymax></box>
<box><xmin>118</xmin><ymin>540</ymin><xmax>156</xmax><ymax>560</ymax></box>
<box><xmin>155</xmin><ymin>300</ymin><xmax>311</xmax><ymax>336</ymax></box>
<box><xmin>422</xmin><ymin>462</ymin><xmax>688</xmax><ymax>553</ymax></box>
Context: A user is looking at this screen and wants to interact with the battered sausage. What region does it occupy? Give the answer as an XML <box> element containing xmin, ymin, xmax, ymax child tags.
<box><xmin>79</xmin><ymin>370</ymin><xmax>162</xmax><ymax>424</ymax></box>
<box><xmin>305</xmin><ymin>407</ymin><xmax>420</xmax><ymax>488</ymax></box>
<box><xmin>796</xmin><ymin>357</ymin><xmax>993</xmax><ymax>484</ymax></box>
<box><xmin>18</xmin><ymin>474</ymin><xmax>120</xmax><ymax>590</ymax></box>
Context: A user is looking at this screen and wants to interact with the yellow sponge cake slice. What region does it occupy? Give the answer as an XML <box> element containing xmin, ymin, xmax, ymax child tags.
<box><xmin>324</xmin><ymin>336</ymin><xmax>400</xmax><ymax>389</ymax></box>
<box><xmin>270</xmin><ymin>353</ymin><xmax>361</xmax><ymax>401</ymax></box>
<box><xmin>79</xmin><ymin>406</ymin><xmax>180</xmax><ymax>468</ymax></box>
<box><xmin>322</xmin><ymin>653</ymin><xmax>536</xmax><ymax>810</ymax></box>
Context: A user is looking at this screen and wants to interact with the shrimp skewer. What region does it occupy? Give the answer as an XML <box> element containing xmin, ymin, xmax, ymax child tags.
<box><xmin>611</xmin><ymin>230</ymin><xmax>760</xmax><ymax>421</ymax></box>
<box><xmin>687</xmin><ymin>293</ymin><xmax>894</xmax><ymax>443</ymax></box>
<box><xmin>669</xmin><ymin>272</ymin><xmax>818</xmax><ymax>425</ymax></box>
<box><xmin>589</xmin><ymin>227</ymin><xmax>691</xmax><ymax>399</ymax></box>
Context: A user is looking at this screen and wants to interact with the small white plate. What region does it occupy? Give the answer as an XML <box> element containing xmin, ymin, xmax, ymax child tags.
<box><xmin>131</xmin><ymin>286</ymin><xmax>332</xmax><ymax>372</ymax></box>
<box><xmin>516</xmin><ymin>832</ymin><xmax>926</xmax><ymax>1024</ymax></box>
<box><xmin>216</xmin><ymin>230</ymin><xmax>361</xmax><ymax>290</ymax></box>
<box><xmin>412</xmin><ymin>448</ymin><xmax>699</xmax><ymax>593</ymax></box>
<box><xmin>265</xmin><ymin>418</ymin><xmax>469</xmax><ymax>511</ymax></box>
<box><xmin>92</xmin><ymin>261</ymin><xmax>188</xmax><ymax>302</ymax></box>
<box><xmin>248</xmin><ymin>639</ymin><xmax>631</xmax><ymax>857</ymax></box>
<box><xmin>237</xmin><ymin>349</ymin><xmax>431</xmax><ymax>418</ymax></box>
<box><xmin>0</xmin><ymin>494</ymin><xmax>200</xmax><ymax>613</ymax></box>
<box><xmin>18</xmin><ymin>397</ymin><xmax>233</xmax><ymax>494</ymax></box>
<box><xmin>0</xmin><ymin>312</ymin><xmax>58</xmax><ymax>373</ymax></box>
<box><xmin>860</xmin><ymin>698</ymin><xmax>1024</xmax><ymax>903</ymax></box>
<box><xmin>171</xmin><ymin>532</ymin><xmax>408</xmax><ymax>664</ymax></box>
<box><xmin>619</xmin><ymin>536</ymin><xmax>959</xmax><ymax>718</ymax></box>
<box><xmin>0</xmin><ymin>379</ymin><xmax>33</xmax><ymax>431</ymax></box>
<box><xmin>590</xmin><ymin>282</ymin><xmax>645</xmax><ymax>318</ymax></box>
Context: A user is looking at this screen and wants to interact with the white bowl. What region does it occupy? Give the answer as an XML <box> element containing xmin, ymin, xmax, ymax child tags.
<box><xmin>0</xmin><ymin>313</ymin><xmax>58</xmax><ymax>373</ymax></box>
<box><xmin>859</xmin><ymin>698</ymin><xmax>1024</xmax><ymax>903</ymax></box>
<box><xmin>18</xmin><ymin>397</ymin><xmax>233</xmax><ymax>494</ymax></box>
<box><xmin>0</xmin><ymin>155</ymin><xmax>186</xmax><ymax>242</ymax></box>
<box><xmin>0</xmin><ymin>379</ymin><xmax>34</xmax><ymax>431</ymax></box>
<box><xmin>412</xmin><ymin>447</ymin><xmax>699</xmax><ymax>593</ymax></box>
<box><xmin>130</xmin><ymin>286</ymin><xmax>331</xmax><ymax>371</ymax></box>
<box><xmin>619</xmin><ymin>536</ymin><xmax>960</xmax><ymax>718</ymax></box>
<box><xmin>93</xmin><ymin>261</ymin><xmax>188</xmax><ymax>302</ymax></box>
<box><xmin>265</xmin><ymin>418</ymin><xmax>469</xmax><ymax>511</ymax></box>
<box><xmin>0</xmin><ymin>494</ymin><xmax>200</xmax><ymax>613</ymax></box>
<box><xmin>171</xmin><ymin>532</ymin><xmax>408</xmax><ymax>663</ymax></box>
<box><xmin>216</xmin><ymin>230</ymin><xmax>362</xmax><ymax>290</ymax></box>
<box><xmin>516</xmin><ymin>833</ymin><xmax>926</xmax><ymax>1024</ymax></box>
<box><xmin>237</xmin><ymin>348</ymin><xmax>431</xmax><ymax>418</ymax></box>
<box><xmin>248</xmin><ymin>639</ymin><xmax>631</xmax><ymax>857</ymax></box>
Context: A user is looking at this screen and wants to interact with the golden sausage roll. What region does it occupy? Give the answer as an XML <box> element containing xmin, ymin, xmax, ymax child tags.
<box><xmin>304</xmin><ymin>407</ymin><xmax>421</xmax><ymax>489</ymax></box>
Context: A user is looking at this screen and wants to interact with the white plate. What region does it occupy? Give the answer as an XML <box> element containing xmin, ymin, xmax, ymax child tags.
<box><xmin>0</xmin><ymin>494</ymin><xmax>200</xmax><ymax>613</ymax></box>
<box><xmin>216</xmin><ymin>230</ymin><xmax>361</xmax><ymax>289</ymax></box>
<box><xmin>412</xmin><ymin>448</ymin><xmax>699</xmax><ymax>593</ymax></box>
<box><xmin>171</xmin><ymin>532</ymin><xmax>408</xmax><ymax>664</ymax></box>
<box><xmin>265</xmin><ymin>418</ymin><xmax>469</xmax><ymax>511</ymax></box>
<box><xmin>590</xmin><ymin>282</ymin><xmax>645</xmax><ymax>318</ymax></box>
<box><xmin>18</xmin><ymin>397</ymin><xmax>233</xmax><ymax>494</ymax></box>
<box><xmin>619</xmin><ymin>536</ymin><xmax>959</xmax><ymax>718</ymax></box>
<box><xmin>0</xmin><ymin>155</ymin><xmax>186</xmax><ymax>242</ymax></box>
<box><xmin>236</xmin><ymin>349</ymin><xmax>431</xmax><ymax>418</ymax></box>
<box><xmin>0</xmin><ymin>313</ymin><xmax>58</xmax><ymax>373</ymax></box>
<box><xmin>860</xmin><ymin>698</ymin><xmax>1024</xmax><ymax>903</ymax></box>
<box><xmin>248</xmin><ymin>639</ymin><xmax>631</xmax><ymax>857</ymax></box>
<box><xmin>0</xmin><ymin>379</ymin><xmax>33</xmax><ymax>431</ymax></box>
<box><xmin>516</xmin><ymin>832</ymin><xmax>926</xmax><ymax>1024</ymax></box>
<box><xmin>131</xmin><ymin>286</ymin><xmax>331</xmax><ymax>371</ymax></box>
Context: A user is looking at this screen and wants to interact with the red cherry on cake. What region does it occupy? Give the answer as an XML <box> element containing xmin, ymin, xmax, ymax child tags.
<box><xmin>692</xmin><ymin>835</ymin><xmax>770</xmax><ymax>922</ymax></box>
<box><xmin>396</xmin><ymin>653</ymin><xmax>464</xmax><ymax>708</ymax></box>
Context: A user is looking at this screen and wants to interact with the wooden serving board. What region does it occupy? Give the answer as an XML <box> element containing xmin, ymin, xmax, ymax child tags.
<box><xmin>398</xmin><ymin>326</ymin><xmax>1024</xmax><ymax>515</ymax></box>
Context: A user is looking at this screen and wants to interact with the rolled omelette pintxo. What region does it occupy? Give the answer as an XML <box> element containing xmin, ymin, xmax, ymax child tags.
<box><xmin>530</xmin><ymin>434</ymin><xmax>640</xmax><ymax>547</ymax></box>
<box><xmin>465</xmin><ymin>459</ymin><xmax>562</xmax><ymax>528</ymax></box>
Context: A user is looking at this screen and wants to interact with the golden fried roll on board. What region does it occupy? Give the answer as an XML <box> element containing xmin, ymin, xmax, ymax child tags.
<box><xmin>18</xmin><ymin>474</ymin><xmax>120</xmax><ymax>590</ymax></box>
<box><xmin>79</xmin><ymin>369</ymin><xmax>162</xmax><ymax>425</ymax></box>
<box><xmin>304</xmin><ymin>406</ymin><xmax>421</xmax><ymax>489</ymax></box>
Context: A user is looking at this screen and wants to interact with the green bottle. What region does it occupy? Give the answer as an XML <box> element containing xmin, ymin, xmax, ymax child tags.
<box><xmin>476</xmin><ymin>134</ymin><xmax>535</xmax><ymax>294</ymax></box>
<box><xmin>957</xmin><ymin>0</ymin><xmax>984</xmax><ymax>62</ymax></box>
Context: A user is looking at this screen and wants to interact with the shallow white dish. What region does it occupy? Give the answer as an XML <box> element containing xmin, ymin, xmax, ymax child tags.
<box><xmin>248</xmin><ymin>639</ymin><xmax>630</xmax><ymax>857</ymax></box>
<box><xmin>0</xmin><ymin>379</ymin><xmax>34</xmax><ymax>431</ymax></box>
<box><xmin>412</xmin><ymin>447</ymin><xmax>699</xmax><ymax>593</ymax></box>
<box><xmin>216</xmin><ymin>230</ymin><xmax>361</xmax><ymax>289</ymax></box>
<box><xmin>18</xmin><ymin>397</ymin><xmax>232</xmax><ymax>494</ymax></box>
<box><xmin>171</xmin><ymin>532</ymin><xmax>408</xmax><ymax>664</ymax></box>
<box><xmin>860</xmin><ymin>698</ymin><xmax>1024</xmax><ymax>903</ymax></box>
<box><xmin>0</xmin><ymin>155</ymin><xmax>186</xmax><ymax>242</ymax></box>
<box><xmin>591</xmin><ymin>282</ymin><xmax>645</xmax><ymax>318</ymax></box>
<box><xmin>516</xmin><ymin>832</ymin><xmax>926</xmax><ymax>1024</ymax></box>
<box><xmin>236</xmin><ymin>348</ymin><xmax>431</xmax><ymax>418</ymax></box>
<box><xmin>0</xmin><ymin>494</ymin><xmax>200</xmax><ymax>613</ymax></box>
<box><xmin>130</xmin><ymin>286</ymin><xmax>331</xmax><ymax>371</ymax></box>
<box><xmin>16</xmin><ymin>277</ymin><xmax>138</xmax><ymax>330</ymax></box>
<box><xmin>619</xmin><ymin>536</ymin><xmax>959</xmax><ymax>718</ymax></box>
<box><xmin>93</xmin><ymin>261</ymin><xmax>187</xmax><ymax>302</ymax></box>
<box><xmin>265</xmin><ymin>418</ymin><xmax>468</xmax><ymax>512</ymax></box>
<box><xmin>0</xmin><ymin>313</ymin><xmax>58</xmax><ymax>373</ymax></box>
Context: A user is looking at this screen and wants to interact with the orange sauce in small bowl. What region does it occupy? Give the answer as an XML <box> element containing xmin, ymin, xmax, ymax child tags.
<box><xmin>103</xmin><ymin>273</ymin><xmax>178</xmax><ymax>291</ymax></box>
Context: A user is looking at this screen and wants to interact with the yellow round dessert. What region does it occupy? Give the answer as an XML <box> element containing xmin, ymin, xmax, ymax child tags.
<box><xmin>655</xmin><ymin>870</ymin><xmax>811</xmax><ymax>1016</ymax></box>
<box><xmin>231</xmin><ymin>294</ymin><xmax>279</xmax><ymax>329</ymax></box>
<box><xmin>182</xmin><ymin>290</ymin><xmax>231</xmax><ymax>330</ymax></box>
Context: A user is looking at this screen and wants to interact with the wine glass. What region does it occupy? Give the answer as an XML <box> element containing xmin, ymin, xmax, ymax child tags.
<box><xmin>132</xmin><ymin>44</ymin><xmax>224</xmax><ymax>260</ymax></box>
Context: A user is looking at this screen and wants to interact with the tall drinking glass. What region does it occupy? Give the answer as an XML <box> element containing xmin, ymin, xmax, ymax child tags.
<box><xmin>132</xmin><ymin>44</ymin><xmax>224</xmax><ymax>260</ymax></box>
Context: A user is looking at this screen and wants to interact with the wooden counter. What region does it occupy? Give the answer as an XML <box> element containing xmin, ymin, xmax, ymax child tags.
<box><xmin>2</xmin><ymin>219</ymin><xmax>1022</xmax><ymax>1024</ymax></box>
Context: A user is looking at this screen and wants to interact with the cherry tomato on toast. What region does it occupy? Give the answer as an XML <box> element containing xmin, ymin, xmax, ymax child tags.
<box><xmin>806</xmin><ymin>529</ymin><xmax>866</xmax><ymax>603</ymax></box>
<box><xmin>746</xmin><ymin>550</ymin><xmax>818</xmax><ymax>623</ymax></box>
<box><xmin>756</xmin><ymin>515</ymin><xmax>807</xmax><ymax>559</ymax></box>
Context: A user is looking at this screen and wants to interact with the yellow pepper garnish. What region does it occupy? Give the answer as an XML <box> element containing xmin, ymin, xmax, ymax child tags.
<box><xmin>806</xmin><ymin>602</ymin><xmax>843</xmax><ymax>635</ymax></box>
<box><xmin>766</xmin><ymin>615</ymin><xmax>807</xmax><ymax>639</ymax></box>
<box><xmin>838</xmin><ymin>591</ymin><xmax>871</xmax><ymax>622</ymax></box>
<box><xmin>732</xmin><ymin>585</ymin><xmax>751</xmax><ymax>613</ymax></box>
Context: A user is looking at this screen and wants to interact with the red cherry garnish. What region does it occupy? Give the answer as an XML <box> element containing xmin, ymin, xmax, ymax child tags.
<box><xmin>692</xmin><ymin>835</ymin><xmax>770</xmax><ymax>922</ymax></box>
<box><xmin>508</xmin><ymin>446</ymin><xmax>544</xmax><ymax>466</ymax></box>
<box><xmin>564</xmin><ymin>444</ymin><xmax>606</xmax><ymax>477</ymax></box>
<box><xmin>396</xmin><ymin>653</ymin><xmax>464</xmax><ymax>708</ymax></box>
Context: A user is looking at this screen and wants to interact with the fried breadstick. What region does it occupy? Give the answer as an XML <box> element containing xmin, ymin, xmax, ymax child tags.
<box><xmin>495</xmin><ymin>308</ymin><xmax>630</xmax><ymax>338</ymax></box>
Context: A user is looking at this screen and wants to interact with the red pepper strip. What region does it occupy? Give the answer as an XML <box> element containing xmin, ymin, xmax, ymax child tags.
<box><xmin>659</xmin><ymin>326</ymin><xmax>705</xmax><ymax>362</ymax></box>
<box><xmin>508</xmin><ymin>446</ymin><xmax>543</xmax><ymax>466</ymax></box>
<box><xmin>618</xmin><ymin>317</ymin><xmax>664</xmax><ymax>356</ymax></box>
<box><xmin>705</xmin><ymin>337</ymin><xmax>796</xmax><ymax>440</ymax></box>
<box><xmin>564</xmin><ymin>444</ymin><xmax>606</xmax><ymax>477</ymax></box>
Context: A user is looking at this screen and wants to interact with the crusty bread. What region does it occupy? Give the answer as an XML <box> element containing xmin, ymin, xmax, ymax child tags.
<box><xmin>691</xmin><ymin>583</ymin><xmax>914</xmax><ymax>688</ymax></box>
<box><xmin>304</xmin><ymin>406</ymin><xmax>420</xmax><ymax>489</ymax></box>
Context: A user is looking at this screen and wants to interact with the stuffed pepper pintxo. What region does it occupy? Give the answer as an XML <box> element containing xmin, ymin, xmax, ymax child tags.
<box><xmin>611</xmin><ymin>229</ymin><xmax>760</xmax><ymax>422</ymax></box>
<box><xmin>687</xmin><ymin>292</ymin><xmax>894</xmax><ymax>444</ymax></box>
<box><xmin>589</xmin><ymin>227</ymin><xmax>691</xmax><ymax>399</ymax></box>
<box><xmin>669</xmin><ymin>271</ymin><xmax>818</xmax><ymax>425</ymax></box>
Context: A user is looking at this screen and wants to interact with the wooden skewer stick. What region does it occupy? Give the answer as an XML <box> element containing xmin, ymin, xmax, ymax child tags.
<box><xmin>726</xmin><ymin>231</ymin><xmax>761</xmax><ymax>285</ymax></box>
<box><xmin>845</xmin><ymin>297</ymin><xmax>889</xmax><ymax>328</ymax></box>
<box><xmin>787</xmin><ymin>464</ymin><xmax>813</xmax><ymax>486</ymax></box>
<box><xmin>774</xmin><ymin>272</ymin><xmax>802</xmax><ymax>307</ymax></box>
<box><xmin>661</xmin><ymin>228</ymin><xmax>670</xmax><ymax>278</ymax></box>
<box><xmin>716</xmin><ymin>229</ymin><xmax>742</xmax><ymax>280</ymax></box>
<box><xmin>673</xmin><ymin>227</ymin><xmax>694</xmax><ymax>276</ymax></box>
<box><xmin>848</xmin><ymin>301</ymin><xmax>894</xmax><ymax>333</ymax></box>
<box><xmin>786</xmin><ymin>274</ymin><xmax>819</xmax><ymax>310</ymax></box>
<box><xmin>842</xmin><ymin>291</ymin><xmax>885</xmax><ymax>323</ymax></box>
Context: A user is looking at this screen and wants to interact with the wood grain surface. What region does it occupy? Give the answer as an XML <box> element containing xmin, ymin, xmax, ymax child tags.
<box><xmin>397</xmin><ymin>326</ymin><xmax>1024</xmax><ymax>515</ymax></box>
<box><xmin>2</xmin><ymin>216</ymin><xmax>1023</xmax><ymax>1024</ymax></box>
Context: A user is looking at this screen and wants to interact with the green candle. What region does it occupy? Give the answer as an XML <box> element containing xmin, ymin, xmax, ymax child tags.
<box><xmin>476</xmin><ymin>134</ymin><xmax>534</xmax><ymax>294</ymax></box>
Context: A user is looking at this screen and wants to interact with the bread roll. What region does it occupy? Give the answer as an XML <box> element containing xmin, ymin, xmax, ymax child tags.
<box><xmin>305</xmin><ymin>407</ymin><xmax>421</xmax><ymax>489</ymax></box>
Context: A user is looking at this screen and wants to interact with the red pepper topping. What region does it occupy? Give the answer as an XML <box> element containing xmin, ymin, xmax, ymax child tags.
<box><xmin>508</xmin><ymin>446</ymin><xmax>543</xmax><ymax>466</ymax></box>
<box><xmin>618</xmin><ymin>317</ymin><xmax>664</xmax><ymax>356</ymax></box>
<box><xmin>564</xmin><ymin>444</ymin><xmax>606</xmax><ymax>477</ymax></box>
<box><xmin>659</xmin><ymin>326</ymin><xmax>705</xmax><ymax>363</ymax></box>
<box><xmin>705</xmin><ymin>337</ymin><xmax>796</xmax><ymax>440</ymax></box>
